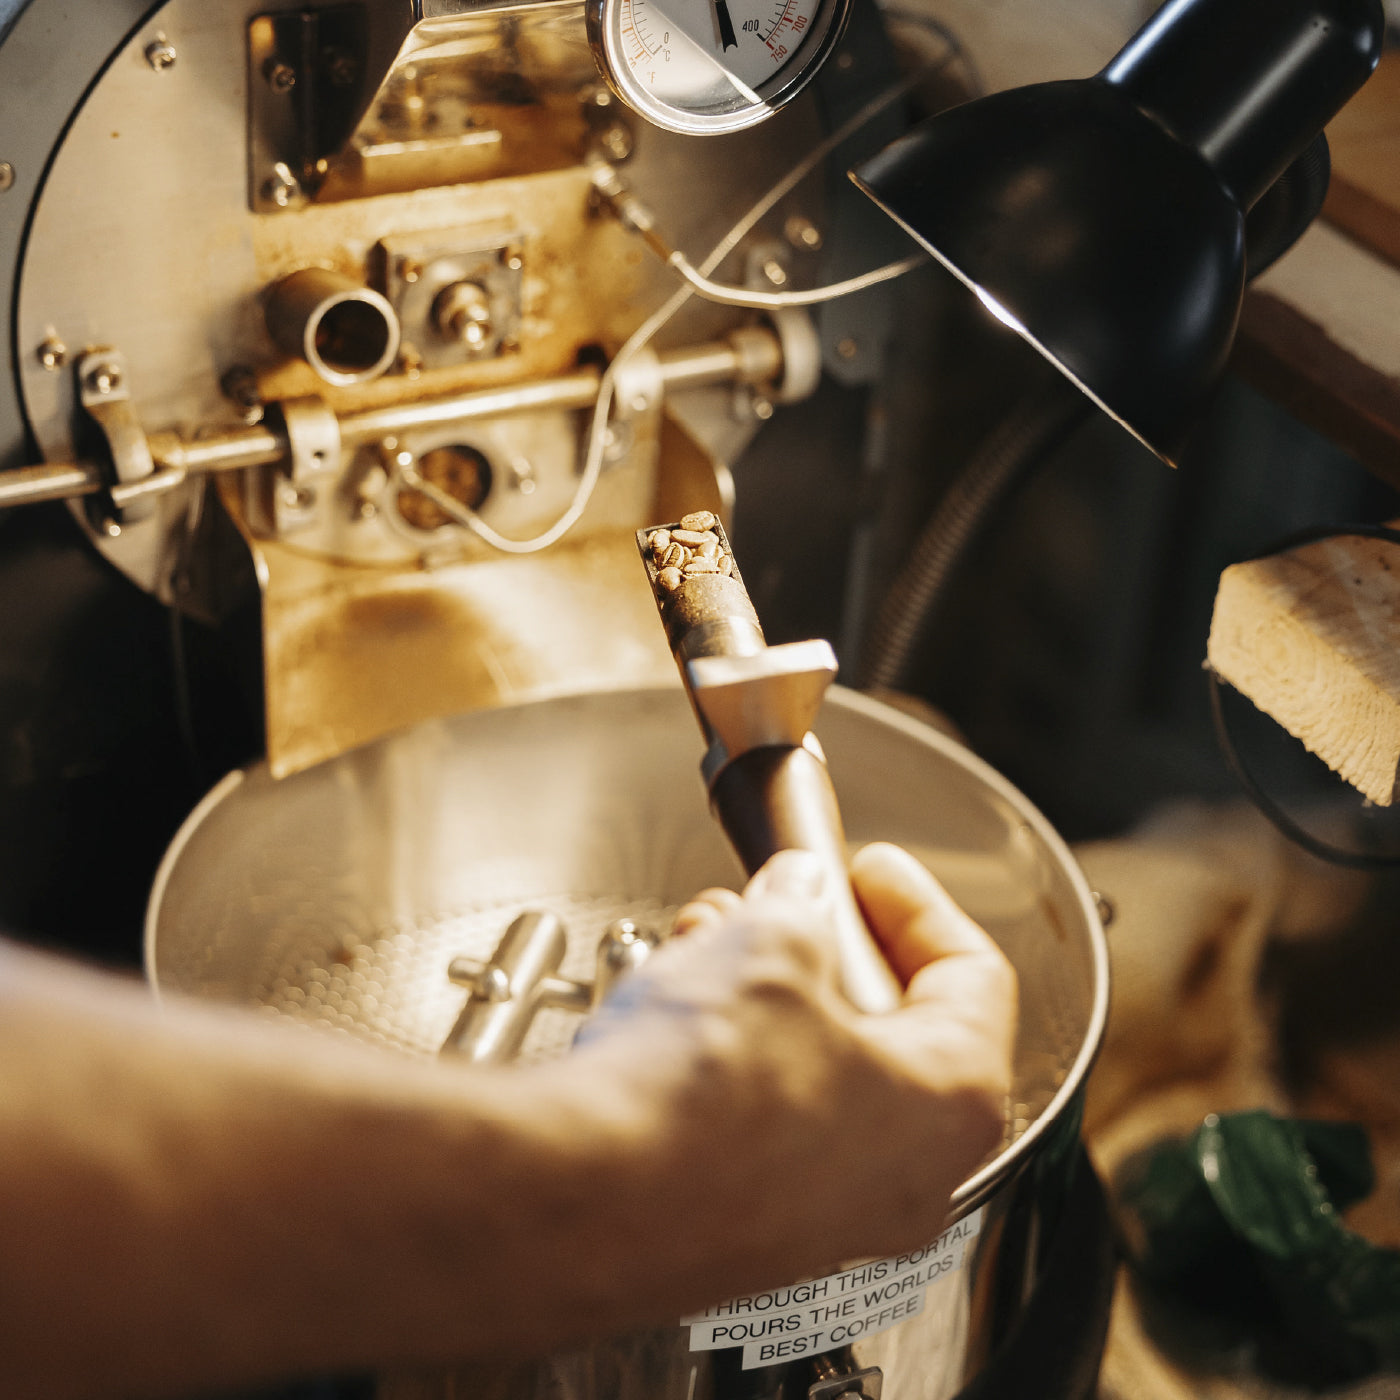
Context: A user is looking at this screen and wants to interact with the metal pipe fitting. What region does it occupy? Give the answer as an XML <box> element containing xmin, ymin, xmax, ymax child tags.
<box><xmin>264</xmin><ymin>268</ymin><xmax>402</xmax><ymax>386</ymax></box>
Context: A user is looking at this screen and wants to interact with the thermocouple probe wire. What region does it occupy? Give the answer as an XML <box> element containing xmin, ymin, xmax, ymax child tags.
<box><xmin>406</xmin><ymin>28</ymin><xmax>971</xmax><ymax>553</ymax></box>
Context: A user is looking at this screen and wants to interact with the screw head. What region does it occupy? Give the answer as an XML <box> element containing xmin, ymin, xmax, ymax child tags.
<box><xmin>398</xmin><ymin>257</ymin><xmax>423</xmax><ymax>285</ymax></box>
<box><xmin>220</xmin><ymin>367</ymin><xmax>264</xmax><ymax>425</ymax></box>
<box><xmin>36</xmin><ymin>336</ymin><xmax>67</xmax><ymax>371</ymax></box>
<box><xmin>278</xmin><ymin>481</ymin><xmax>315</xmax><ymax>510</ymax></box>
<box><xmin>785</xmin><ymin>215</ymin><xmax>822</xmax><ymax>251</ymax></box>
<box><xmin>324</xmin><ymin>50</ymin><xmax>357</xmax><ymax>87</ymax></box>
<box><xmin>86</xmin><ymin>363</ymin><xmax>123</xmax><ymax>395</ymax></box>
<box><xmin>144</xmin><ymin>36</ymin><xmax>178</xmax><ymax>71</ymax></box>
<box><xmin>836</xmin><ymin>337</ymin><xmax>859</xmax><ymax>360</ymax></box>
<box><xmin>262</xmin><ymin>163</ymin><xmax>301</xmax><ymax>208</ymax></box>
<box><xmin>0</xmin><ymin>162</ymin><xmax>14</xmax><ymax>193</ymax></box>
<box><xmin>265</xmin><ymin>60</ymin><xmax>297</xmax><ymax>94</ymax></box>
<box><xmin>600</xmin><ymin>124</ymin><xmax>634</xmax><ymax>161</ymax></box>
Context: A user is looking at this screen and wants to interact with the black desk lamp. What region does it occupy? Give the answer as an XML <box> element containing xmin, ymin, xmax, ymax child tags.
<box><xmin>851</xmin><ymin>0</ymin><xmax>1385</xmax><ymax>467</ymax></box>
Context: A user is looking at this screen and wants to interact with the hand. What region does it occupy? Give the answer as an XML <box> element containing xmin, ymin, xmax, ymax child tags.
<box><xmin>564</xmin><ymin>842</ymin><xmax>1018</xmax><ymax>1311</ymax></box>
<box><xmin>0</xmin><ymin>846</ymin><xmax>1015</xmax><ymax>1396</ymax></box>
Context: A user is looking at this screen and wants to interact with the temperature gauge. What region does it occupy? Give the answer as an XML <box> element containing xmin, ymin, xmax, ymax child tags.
<box><xmin>587</xmin><ymin>0</ymin><xmax>852</xmax><ymax>135</ymax></box>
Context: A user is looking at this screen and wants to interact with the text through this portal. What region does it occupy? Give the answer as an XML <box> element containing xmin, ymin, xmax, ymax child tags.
<box><xmin>682</xmin><ymin>1210</ymin><xmax>982</xmax><ymax>1369</ymax></box>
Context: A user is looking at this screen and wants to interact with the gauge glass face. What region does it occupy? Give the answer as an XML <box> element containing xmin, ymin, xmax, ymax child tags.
<box><xmin>599</xmin><ymin>0</ymin><xmax>846</xmax><ymax>133</ymax></box>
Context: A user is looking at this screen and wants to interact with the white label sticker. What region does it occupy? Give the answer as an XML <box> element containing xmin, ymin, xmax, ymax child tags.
<box><xmin>740</xmin><ymin>1288</ymin><xmax>926</xmax><ymax>1370</ymax></box>
<box><xmin>682</xmin><ymin>1209</ymin><xmax>982</xmax><ymax>1370</ymax></box>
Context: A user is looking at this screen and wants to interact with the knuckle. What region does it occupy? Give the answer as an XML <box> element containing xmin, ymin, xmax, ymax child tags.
<box><xmin>751</xmin><ymin>902</ymin><xmax>835</xmax><ymax>978</ymax></box>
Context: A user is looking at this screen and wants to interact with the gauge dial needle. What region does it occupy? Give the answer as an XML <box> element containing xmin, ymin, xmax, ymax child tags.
<box><xmin>714</xmin><ymin>0</ymin><xmax>739</xmax><ymax>50</ymax></box>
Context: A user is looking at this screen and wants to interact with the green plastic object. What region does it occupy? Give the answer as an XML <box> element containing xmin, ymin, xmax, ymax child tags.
<box><xmin>1119</xmin><ymin>1109</ymin><xmax>1400</xmax><ymax>1384</ymax></box>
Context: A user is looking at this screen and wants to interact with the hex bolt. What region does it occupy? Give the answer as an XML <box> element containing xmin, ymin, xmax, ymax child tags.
<box><xmin>602</xmin><ymin>422</ymin><xmax>633</xmax><ymax>463</ymax></box>
<box><xmin>0</xmin><ymin>162</ymin><xmax>14</xmax><ymax>192</ymax></box>
<box><xmin>324</xmin><ymin>50</ymin><xmax>357</xmax><ymax>87</ymax></box>
<box><xmin>434</xmin><ymin>281</ymin><xmax>493</xmax><ymax>350</ymax></box>
<box><xmin>220</xmin><ymin>366</ymin><xmax>265</xmax><ymax>425</ymax></box>
<box><xmin>262</xmin><ymin>163</ymin><xmax>302</xmax><ymax>208</ymax></box>
<box><xmin>355</xmin><ymin>463</ymin><xmax>389</xmax><ymax>519</ymax></box>
<box><xmin>278</xmin><ymin>481</ymin><xmax>315</xmax><ymax>511</ymax></box>
<box><xmin>86</xmin><ymin>362</ymin><xmax>123</xmax><ymax>396</ymax></box>
<box><xmin>144</xmin><ymin>35</ymin><xmax>178</xmax><ymax>71</ymax></box>
<box><xmin>36</xmin><ymin>336</ymin><xmax>67</xmax><ymax>372</ymax></box>
<box><xmin>265</xmin><ymin>60</ymin><xmax>297</xmax><ymax>93</ymax></box>
<box><xmin>600</xmin><ymin>124</ymin><xmax>634</xmax><ymax>161</ymax></box>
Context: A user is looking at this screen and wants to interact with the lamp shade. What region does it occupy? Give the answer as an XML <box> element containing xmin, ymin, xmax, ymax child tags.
<box><xmin>850</xmin><ymin>0</ymin><xmax>1384</xmax><ymax>465</ymax></box>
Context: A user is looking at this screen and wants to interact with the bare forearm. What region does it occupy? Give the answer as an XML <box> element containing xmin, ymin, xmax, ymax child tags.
<box><xmin>0</xmin><ymin>944</ymin><xmax>668</xmax><ymax>1398</ymax></box>
<box><xmin>0</xmin><ymin>845</ymin><xmax>1015</xmax><ymax>1400</ymax></box>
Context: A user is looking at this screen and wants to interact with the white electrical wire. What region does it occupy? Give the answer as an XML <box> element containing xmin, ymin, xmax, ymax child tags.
<box><xmin>409</xmin><ymin>30</ymin><xmax>968</xmax><ymax>554</ymax></box>
<box><xmin>665</xmin><ymin>249</ymin><xmax>927</xmax><ymax>309</ymax></box>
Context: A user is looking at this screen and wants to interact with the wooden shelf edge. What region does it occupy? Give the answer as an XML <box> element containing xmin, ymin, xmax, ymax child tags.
<box><xmin>1231</xmin><ymin>289</ymin><xmax>1400</xmax><ymax>489</ymax></box>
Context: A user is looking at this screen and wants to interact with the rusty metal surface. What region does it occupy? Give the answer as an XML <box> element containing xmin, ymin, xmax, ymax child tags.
<box><xmin>222</xmin><ymin>472</ymin><xmax>675</xmax><ymax>773</ymax></box>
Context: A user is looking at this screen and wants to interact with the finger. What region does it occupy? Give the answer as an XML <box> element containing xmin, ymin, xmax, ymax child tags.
<box><xmin>744</xmin><ymin>848</ymin><xmax>827</xmax><ymax>901</ymax></box>
<box><xmin>852</xmin><ymin>846</ymin><xmax>1016</xmax><ymax>1143</ymax></box>
<box><xmin>851</xmin><ymin>843</ymin><xmax>1016</xmax><ymax>1031</ymax></box>
<box><xmin>851</xmin><ymin>843</ymin><xmax>1000</xmax><ymax>980</ymax></box>
<box><xmin>672</xmin><ymin>887</ymin><xmax>742</xmax><ymax>938</ymax></box>
<box><xmin>738</xmin><ymin>849</ymin><xmax>842</xmax><ymax>983</ymax></box>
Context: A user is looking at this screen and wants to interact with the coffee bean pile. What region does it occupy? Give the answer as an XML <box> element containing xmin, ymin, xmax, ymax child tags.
<box><xmin>645</xmin><ymin>511</ymin><xmax>734</xmax><ymax>593</ymax></box>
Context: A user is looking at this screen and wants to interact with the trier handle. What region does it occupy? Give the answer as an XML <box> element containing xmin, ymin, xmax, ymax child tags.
<box><xmin>711</xmin><ymin>743</ymin><xmax>902</xmax><ymax>1015</ymax></box>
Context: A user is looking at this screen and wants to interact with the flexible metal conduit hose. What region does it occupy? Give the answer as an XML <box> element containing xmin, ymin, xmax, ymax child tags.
<box><xmin>855</xmin><ymin>133</ymin><xmax>1331</xmax><ymax>697</ymax></box>
<box><xmin>856</xmin><ymin>376</ymin><xmax>1090</xmax><ymax>693</ymax></box>
<box><xmin>1245</xmin><ymin>132</ymin><xmax>1331</xmax><ymax>279</ymax></box>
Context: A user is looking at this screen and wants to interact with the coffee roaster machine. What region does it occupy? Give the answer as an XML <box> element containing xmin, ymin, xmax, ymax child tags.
<box><xmin>0</xmin><ymin>0</ymin><xmax>1198</xmax><ymax>1393</ymax></box>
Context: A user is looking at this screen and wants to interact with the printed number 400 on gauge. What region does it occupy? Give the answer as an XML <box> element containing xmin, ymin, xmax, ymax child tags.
<box><xmin>585</xmin><ymin>0</ymin><xmax>854</xmax><ymax>135</ymax></box>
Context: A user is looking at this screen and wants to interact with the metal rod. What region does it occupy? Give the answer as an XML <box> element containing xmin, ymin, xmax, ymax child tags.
<box><xmin>155</xmin><ymin>427</ymin><xmax>288</xmax><ymax>475</ymax></box>
<box><xmin>0</xmin><ymin>461</ymin><xmax>102</xmax><ymax>506</ymax></box>
<box><xmin>0</xmin><ymin>330</ymin><xmax>782</xmax><ymax>510</ymax></box>
<box><xmin>339</xmin><ymin>369</ymin><xmax>603</xmax><ymax>446</ymax></box>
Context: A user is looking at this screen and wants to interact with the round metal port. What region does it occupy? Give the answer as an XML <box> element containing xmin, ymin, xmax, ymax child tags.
<box><xmin>265</xmin><ymin>268</ymin><xmax>401</xmax><ymax>386</ymax></box>
<box><xmin>395</xmin><ymin>444</ymin><xmax>493</xmax><ymax>532</ymax></box>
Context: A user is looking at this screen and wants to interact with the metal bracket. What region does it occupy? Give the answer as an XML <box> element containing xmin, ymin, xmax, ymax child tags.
<box><xmin>281</xmin><ymin>395</ymin><xmax>342</xmax><ymax>483</ymax></box>
<box><xmin>809</xmin><ymin>1363</ymin><xmax>884</xmax><ymax>1400</ymax></box>
<box><xmin>686</xmin><ymin>637</ymin><xmax>838</xmax><ymax>788</ymax></box>
<box><xmin>247</xmin><ymin>5</ymin><xmax>369</xmax><ymax>212</ymax></box>
<box><xmin>381</xmin><ymin>224</ymin><xmax>525</xmax><ymax>371</ymax></box>
<box><xmin>611</xmin><ymin>345</ymin><xmax>665</xmax><ymax>421</ymax></box>
<box><xmin>242</xmin><ymin>394</ymin><xmax>342</xmax><ymax>535</ymax></box>
<box><xmin>76</xmin><ymin>349</ymin><xmax>156</xmax><ymax>524</ymax></box>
